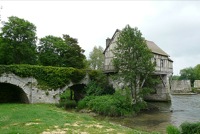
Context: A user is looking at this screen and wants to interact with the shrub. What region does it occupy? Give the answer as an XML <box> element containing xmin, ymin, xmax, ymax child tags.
<box><xmin>77</xmin><ymin>96</ymin><xmax>95</xmax><ymax>110</ymax></box>
<box><xmin>78</xmin><ymin>89</ymin><xmax>133</xmax><ymax>116</ymax></box>
<box><xmin>181</xmin><ymin>122</ymin><xmax>200</xmax><ymax>134</ymax></box>
<box><xmin>192</xmin><ymin>87</ymin><xmax>200</xmax><ymax>93</ymax></box>
<box><xmin>85</xmin><ymin>81</ymin><xmax>104</xmax><ymax>96</ymax></box>
<box><xmin>88</xmin><ymin>70</ymin><xmax>115</xmax><ymax>95</ymax></box>
<box><xmin>132</xmin><ymin>101</ymin><xmax>147</xmax><ymax>113</ymax></box>
<box><xmin>84</xmin><ymin>80</ymin><xmax>115</xmax><ymax>96</ymax></box>
<box><xmin>166</xmin><ymin>125</ymin><xmax>181</xmax><ymax>134</ymax></box>
<box><xmin>112</xmin><ymin>89</ymin><xmax>133</xmax><ymax>115</ymax></box>
<box><xmin>60</xmin><ymin>89</ymin><xmax>72</xmax><ymax>100</ymax></box>
<box><xmin>87</xmin><ymin>95</ymin><xmax>116</xmax><ymax>116</ymax></box>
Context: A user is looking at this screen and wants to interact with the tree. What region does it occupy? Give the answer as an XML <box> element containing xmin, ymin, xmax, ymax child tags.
<box><xmin>38</xmin><ymin>34</ymin><xmax>86</xmax><ymax>69</ymax></box>
<box><xmin>194</xmin><ymin>64</ymin><xmax>200</xmax><ymax>80</ymax></box>
<box><xmin>38</xmin><ymin>35</ymin><xmax>66</xmax><ymax>66</ymax></box>
<box><xmin>172</xmin><ymin>75</ymin><xmax>180</xmax><ymax>80</ymax></box>
<box><xmin>179</xmin><ymin>67</ymin><xmax>195</xmax><ymax>80</ymax></box>
<box><xmin>88</xmin><ymin>46</ymin><xmax>104</xmax><ymax>70</ymax></box>
<box><xmin>62</xmin><ymin>34</ymin><xmax>86</xmax><ymax>69</ymax></box>
<box><xmin>179</xmin><ymin>67</ymin><xmax>195</xmax><ymax>85</ymax></box>
<box><xmin>178</xmin><ymin>65</ymin><xmax>200</xmax><ymax>86</ymax></box>
<box><xmin>113</xmin><ymin>25</ymin><xmax>155</xmax><ymax>104</ymax></box>
<box><xmin>0</xmin><ymin>16</ymin><xmax>37</xmax><ymax>64</ymax></box>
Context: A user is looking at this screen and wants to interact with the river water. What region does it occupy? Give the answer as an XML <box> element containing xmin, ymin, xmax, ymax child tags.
<box><xmin>96</xmin><ymin>94</ymin><xmax>200</xmax><ymax>133</ymax></box>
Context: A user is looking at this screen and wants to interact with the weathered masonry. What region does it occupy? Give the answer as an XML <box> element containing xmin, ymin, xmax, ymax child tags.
<box><xmin>103</xmin><ymin>29</ymin><xmax>173</xmax><ymax>102</ymax></box>
<box><xmin>0</xmin><ymin>73</ymin><xmax>89</xmax><ymax>103</ymax></box>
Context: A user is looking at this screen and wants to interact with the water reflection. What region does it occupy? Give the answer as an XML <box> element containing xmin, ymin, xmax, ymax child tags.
<box><xmin>95</xmin><ymin>94</ymin><xmax>200</xmax><ymax>133</ymax></box>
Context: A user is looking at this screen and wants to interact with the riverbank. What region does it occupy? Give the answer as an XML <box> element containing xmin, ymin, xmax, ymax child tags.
<box><xmin>92</xmin><ymin>94</ymin><xmax>200</xmax><ymax>133</ymax></box>
<box><xmin>0</xmin><ymin>104</ymin><xmax>156</xmax><ymax>134</ymax></box>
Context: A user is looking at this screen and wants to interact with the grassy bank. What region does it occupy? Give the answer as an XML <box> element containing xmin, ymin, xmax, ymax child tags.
<box><xmin>0</xmin><ymin>104</ymin><xmax>157</xmax><ymax>134</ymax></box>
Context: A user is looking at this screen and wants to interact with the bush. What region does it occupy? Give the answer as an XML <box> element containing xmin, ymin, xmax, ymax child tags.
<box><xmin>88</xmin><ymin>70</ymin><xmax>115</xmax><ymax>95</ymax></box>
<box><xmin>84</xmin><ymin>81</ymin><xmax>115</xmax><ymax>96</ymax></box>
<box><xmin>77</xmin><ymin>96</ymin><xmax>95</xmax><ymax>110</ymax></box>
<box><xmin>60</xmin><ymin>89</ymin><xmax>72</xmax><ymax>100</ymax></box>
<box><xmin>112</xmin><ymin>89</ymin><xmax>133</xmax><ymax>115</ymax></box>
<box><xmin>78</xmin><ymin>89</ymin><xmax>133</xmax><ymax>116</ymax></box>
<box><xmin>132</xmin><ymin>101</ymin><xmax>147</xmax><ymax>113</ymax></box>
<box><xmin>166</xmin><ymin>122</ymin><xmax>200</xmax><ymax>134</ymax></box>
<box><xmin>88</xmin><ymin>95</ymin><xmax>118</xmax><ymax>116</ymax></box>
<box><xmin>166</xmin><ymin>125</ymin><xmax>181</xmax><ymax>134</ymax></box>
<box><xmin>181</xmin><ymin>122</ymin><xmax>200</xmax><ymax>134</ymax></box>
<box><xmin>85</xmin><ymin>81</ymin><xmax>104</xmax><ymax>96</ymax></box>
<box><xmin>192</xmin><ymin>88</ymin><xmax>200</xmax><ymax>93</ymax></box>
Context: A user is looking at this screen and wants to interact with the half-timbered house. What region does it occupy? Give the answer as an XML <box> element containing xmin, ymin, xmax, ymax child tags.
<box><xmin>103</xmin><ymin>29</ymin><xmax>173</xmax><ymax>101</ymax></box>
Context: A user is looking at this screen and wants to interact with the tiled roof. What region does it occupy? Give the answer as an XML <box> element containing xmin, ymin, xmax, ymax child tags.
<box><xmin>146</xmin><ymin>40</ymin><xmax>169</xmax><ymax>56</ymax></box>
<box><xmin>104</xmin><ymin>29</ymin><xmax>169</xmax><ymax>57</ymax></box>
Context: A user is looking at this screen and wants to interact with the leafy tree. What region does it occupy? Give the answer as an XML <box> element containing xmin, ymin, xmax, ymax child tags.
<box><xmin>62</xmin><ymin>34</ymin><xmax>86</xmax><ymax>69</ymax></box>
<box><xmin>113</xmin><ymin>25</ymin><xmax>155</xmax><ymax>104</ymax></box>
<box><xmin>38</xmin><ymin>34</ymin><xmax>86</xmax><ymax>68</ymax></box>
<box><xmin>179</xmin><ymin>67</ymin><xmax>195</xmax><ymax>85</ymax></box>
<box><xmin>178</xmin><ymin>65</ymin><xmax>200</xmax><ymax>86</ymax></box>
<box><xmin>194</xmin><ymin>64</ymin><xmax>200</xmax><ymax>80</ymax></box>
<box><xmin>0</xmin><ymin>16</ymin><xmax>37</xmax><ymax>64</ymax></box>
<box><xmin>172</xmin><ymin>75</ymin><xmax>180</xmax><ymax>80</ymax></box>
<box><xmin>38</xmin><ymin>35</ymin><xmax>66</xmax><ymax>66</ymax></box>
<box><xmin>88</xmin><ymin>46</ymin><xmax>104</xmax><ymax>70</ymax></box>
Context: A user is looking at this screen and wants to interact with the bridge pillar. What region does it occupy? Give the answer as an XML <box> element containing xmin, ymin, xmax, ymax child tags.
<box><xmin>144</xmin><ymin>74</ymin><xmax>171</xmax><ymax>102</ymax></box>
<box><xmin>107</xmin><ymin>73</ymin><xmax>171</xmax><ymax>102</ymax></box>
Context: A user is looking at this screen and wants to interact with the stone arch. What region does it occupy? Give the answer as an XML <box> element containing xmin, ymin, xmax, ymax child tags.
<box><xmin>0</xmin><ymin>83</ymin><xmax>29</xmax><ymax>103</ymax></box>
<box><xmin>68</xmin><ymin>84</ymin><xmax>86</xmax><ymax>102</ymax></box>
<box><xmin>0</xmin><ymin>73</ymin><xmax>33</xmax><ymax>103</ymax></box>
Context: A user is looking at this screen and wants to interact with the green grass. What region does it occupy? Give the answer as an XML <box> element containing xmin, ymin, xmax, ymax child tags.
<box><xmin>0</xmin><ymin>104</ymin><xmax>157</xmax><ymax>134</ymax></box>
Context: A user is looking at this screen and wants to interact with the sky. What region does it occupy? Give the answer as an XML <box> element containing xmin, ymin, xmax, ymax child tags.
<box><xmin>0</xmin><ymin>1</ymin><xmax>200</xmax><ymax>75</ymax></box>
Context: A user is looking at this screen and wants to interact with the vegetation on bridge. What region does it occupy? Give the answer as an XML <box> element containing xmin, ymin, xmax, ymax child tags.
<box><xmin>0</xmin><ymin>64</ymin><xmax>86</xmax><ymax>90</ymax></box>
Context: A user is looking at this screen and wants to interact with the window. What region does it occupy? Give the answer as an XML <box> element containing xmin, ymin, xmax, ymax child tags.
<box><xmin>154</xmin><ymin>58</ymin><xmax>157</xmax><ymax>66</ymax></box>
<box><xmin>160</xmin><ymin>59</ymin><xmax>164</xmax><ymax>67</ymax></box>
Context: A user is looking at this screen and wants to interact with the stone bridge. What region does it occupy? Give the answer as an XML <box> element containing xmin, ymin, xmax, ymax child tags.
<box><xmin>0</xmin><ymin>72</ymin><xmax>172</xmax><ymax>104</ymax></box>
<box><xmin>0</xmin><ymin>73</ymin><xmax>89</xmax><ymax>104</ymax></box>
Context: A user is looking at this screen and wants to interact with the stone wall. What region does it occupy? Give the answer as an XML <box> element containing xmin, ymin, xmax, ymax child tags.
<box><xmin>171</xmin><ymin>80</ymin><xmax>191</xmax><ymax>93</ymax></box>
<box><xmin>194</xmin><ymin>80</ymin><xmax>200</xmax><ymax>88</ymax></box>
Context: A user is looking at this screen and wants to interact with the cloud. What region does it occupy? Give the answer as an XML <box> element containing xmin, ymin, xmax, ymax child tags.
<box><xmin>1</xmin><ymin>1</ymin><xmax>200</xmax><ymax>74</ymax></box>
<box><xmin>137</xmin><ymin>1</ymin><xmax>200</xmax><ymax>74</ymax></box>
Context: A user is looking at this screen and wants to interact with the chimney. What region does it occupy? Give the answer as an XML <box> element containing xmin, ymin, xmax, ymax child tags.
<box><xmin>106</xmin><ymin>38</ymin><xmax>111</xmax><ymax>47</ymax></box>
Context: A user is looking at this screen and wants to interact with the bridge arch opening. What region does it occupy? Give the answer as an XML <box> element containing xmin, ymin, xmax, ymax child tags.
<box><xmin>69</xmin><ymin>84</ymin><xmax>86</xmax><ymax>102</ymax></box>
<box><xmin>0</xmin><ymin>83</ymin><xmax>29</xmax><ymax>103</ymax></box>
